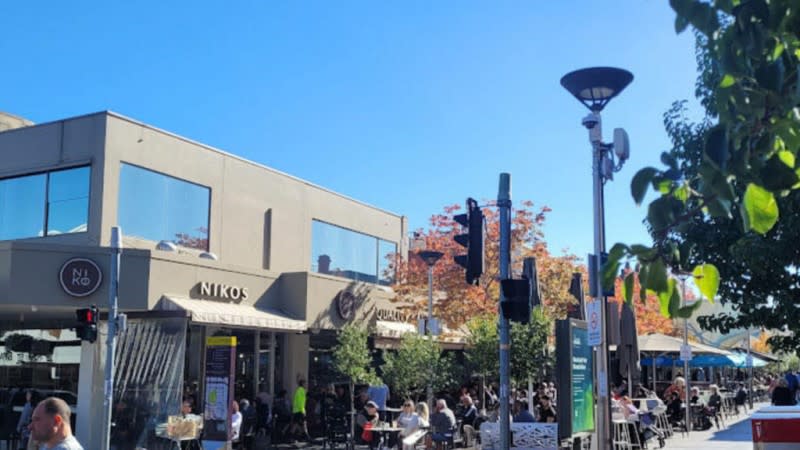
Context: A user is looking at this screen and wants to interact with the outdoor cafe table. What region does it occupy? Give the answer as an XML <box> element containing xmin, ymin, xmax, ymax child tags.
<box><xmin>371</xmin><ymin>424</ymin><xmax>404</xmax><ymax>450</ymax></box>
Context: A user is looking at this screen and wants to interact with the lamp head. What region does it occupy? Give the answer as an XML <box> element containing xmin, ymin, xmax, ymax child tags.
<box><xmin>560</xmin><ymin>67</ymin><xmax>633</xmax><ymax>112</ymax></box>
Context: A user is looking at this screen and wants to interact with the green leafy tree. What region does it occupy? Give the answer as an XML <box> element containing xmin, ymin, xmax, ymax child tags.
<box><xmin>381</xmin><ymin>333</ymin><xmax>458</xmax><ymax>402</ymax></box>
<box><xmin>604</xmin><ymin>0</ymin><xmax>800</xmax><ymax>352</ymax></box>
<box><xmin>332</xmin><ymin>324</ymin><xmax>381</xmax><ymax>440</ymax></box>
<box><xmin>465</xmin><ymin>315</ymin><xmax>499</xmax><ymax>381</ymax></box>
<box><xmin>510</xmin><ymin>307</ymin><xmax>553</xmax><ymax>386</ymax></box>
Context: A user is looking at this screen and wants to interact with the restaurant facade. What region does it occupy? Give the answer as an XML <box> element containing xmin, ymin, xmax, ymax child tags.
<box><xmin>0</xmin><ymin>111</ymin><xmax>409</xmax><ymax>449</ymax></box>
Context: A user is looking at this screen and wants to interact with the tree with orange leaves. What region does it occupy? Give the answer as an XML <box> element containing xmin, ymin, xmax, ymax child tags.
<box><xmin>392</xmin><ymin>200</ymin><xmax>582</xmax><ymax>329</ymax></box>
<box><xmin>610</xmin><ymin>270</ymin><xmax>676</xmax><ymax>336</ymax></box>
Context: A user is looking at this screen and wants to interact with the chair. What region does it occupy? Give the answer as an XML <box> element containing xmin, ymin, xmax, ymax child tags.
<box><xmin>322</xmin><ymin>412</ymin><xmax>351</xmax><ymax>450</ymax></box>
<box><xmin>612</xmin><ymin>419</ymin><xmax>633</xmax><ymax>450</ymax></box>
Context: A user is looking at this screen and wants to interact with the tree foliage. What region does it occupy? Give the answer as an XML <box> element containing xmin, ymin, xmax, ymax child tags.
<box><xmin>612</xmin><ymin>270</ymin><xmax>677</xmax><ymax>336</ymax></box>
<box><xmin>605</xmin><ymin>0</ymin><xmax>800</xmax><ymax>352</ymax></box>
<box><xmin>509</xmin><ymin>307</ymin><xmax>553</xmax><ymax>385</ymax></box>
<box><xmin>465</xmin><ymin>315</ymin><xmax>500</xmax><ymax>381</ymax></box>
<box><xmin>332</xmin><ymin>324</ymin><xmax>380</xmax><ymax>385</ymax></box>
<box><xmin>393</xmin><ymin>201</ymin><xmax>583</xmax><ymax>329</ymax></box>
<box><xmin>380</xmin><ymin>333</ymin><xmax>458</xmax><ymax>401</ymax></box>
<box><xmin>464</xmin><ymin>309</ymin><xmax>553</xmax><ymax>387</ymax></box>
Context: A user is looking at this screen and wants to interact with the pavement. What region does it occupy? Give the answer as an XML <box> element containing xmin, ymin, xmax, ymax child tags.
<box><xmin>661</xmin><ymin>403</ymin><xmax>763</xmax><ymax>450</ymax></box>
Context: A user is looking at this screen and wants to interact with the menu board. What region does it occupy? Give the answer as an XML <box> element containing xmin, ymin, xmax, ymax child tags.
<box><xmin>203</xmin><ymin>336</ymin><xmax>237</xmax><ymax>442</ymax></box>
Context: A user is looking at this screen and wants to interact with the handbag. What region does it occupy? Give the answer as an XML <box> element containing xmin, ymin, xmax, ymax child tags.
<box><xmin>361</xmin><ymin>422</ymin><xmax>374</xmax><ymax>442</ymax></box>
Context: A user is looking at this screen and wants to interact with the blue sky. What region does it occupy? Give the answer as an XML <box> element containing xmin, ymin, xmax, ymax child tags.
<box><xmin>0</xmin><ymin>1</ymin><xmax>702</xmax><ymax>260</ymax></box>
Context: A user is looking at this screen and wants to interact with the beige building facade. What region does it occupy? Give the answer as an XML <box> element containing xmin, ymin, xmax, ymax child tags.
<box><xmin>0</xmin><ymin>111</ymin><xmax>409</xmax><ymax>449</ymax></box>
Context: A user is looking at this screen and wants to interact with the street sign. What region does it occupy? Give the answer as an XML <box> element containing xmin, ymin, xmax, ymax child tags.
<box><xmin>680</xmin><ymin>343</ymin><xmax>692</xmax><ymax>362</ymax></box>
<box><xmin>587</xmin><ymin>301</ymin><xmax>601</xmax><ymax>346</ymax></box>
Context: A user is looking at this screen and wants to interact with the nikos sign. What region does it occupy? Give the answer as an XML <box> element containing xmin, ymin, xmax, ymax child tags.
<box><xmin>59</xmin><ymin>258</ymin><xmax>103</xmax><ymax>298</ymax></box>
<box><xmin>198</xmin><ymin>282</ymin><xmax>249</xmax><ymax>301</ymax></box>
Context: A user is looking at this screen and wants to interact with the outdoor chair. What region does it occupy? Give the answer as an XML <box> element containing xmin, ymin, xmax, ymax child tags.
<box><xmin>322</xmin><ymin>413</ymin><xmax>351</xmax><ymax>450</ymax></box>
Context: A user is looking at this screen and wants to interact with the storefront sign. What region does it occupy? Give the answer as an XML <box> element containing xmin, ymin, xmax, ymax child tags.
<box><xmin>203</xmin><ymin>336</ymin><xmax>236</xmax><ymax>443</ymax></box>
<box><xmin>198</xmin><ymin>282</ymin><xmax>249</xmax><ymax>301</ymax></box>
<box><xmin>336</xmin><ymin>290</ymin><xmax>356</xmax><ymax>320</ymax></box>
<box><xmin>59</xmin><ymin>258</ymin><xmax>103</xmax><ymax>297</ymax></box>
<box><xmin>376</xmin><ymin>308</ymin><xmax>423</xmax><ymax>322</ymax></box>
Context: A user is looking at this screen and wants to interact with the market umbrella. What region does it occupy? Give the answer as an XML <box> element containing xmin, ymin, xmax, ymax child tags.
<box><xmin>618</xmin><ymin>302</ymin><xmax>640</xmax><ymax>392</ymax></box>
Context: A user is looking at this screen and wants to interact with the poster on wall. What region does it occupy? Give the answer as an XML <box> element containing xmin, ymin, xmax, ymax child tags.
<box><xmin>203</xmin><ymin>336</ymin><xmax>237</xmax><ymax>443</ymax></box>
<box><xmin>556</xmin><ymin>319</ymin><xmax>594</xmax><ymax>440</ymax></box>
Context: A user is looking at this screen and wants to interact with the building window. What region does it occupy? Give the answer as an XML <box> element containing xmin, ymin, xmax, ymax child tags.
<box><xmin>0</xmin><ymin>166</ymin><xmax>90</xmax><ymax>240</ymax></box>
<box><xmin>118</xmin><ymin>163</ymin><xmax>210</xmax><ymax>250</ymax></box>
<box><xmin>311</xmin><ymin>220</ymin><xmax>397</xmax><ymax>285</ymax></box>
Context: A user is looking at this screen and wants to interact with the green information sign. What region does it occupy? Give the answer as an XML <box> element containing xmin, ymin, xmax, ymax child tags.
<box><xmin>571</xmin><ymin>326</ymin><xmax>594</xmax><ymax>433</ymax></box>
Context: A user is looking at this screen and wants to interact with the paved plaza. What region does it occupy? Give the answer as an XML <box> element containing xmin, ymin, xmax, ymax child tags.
<box><xmin>661</xmin><ymin>403</ymin><xmax>764</xmax><ymax>450</ymax></box>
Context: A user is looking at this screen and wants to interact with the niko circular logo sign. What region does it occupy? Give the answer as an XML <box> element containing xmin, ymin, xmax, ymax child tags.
<box><xmin>59</xmin><ymin>258</ymin><xmax>103</xmax><ymax>297</ymax></box>
<box><xmin>336</xmin><ymin>290</ymin><xmax>356</xmax><ymax>321</ymax></box>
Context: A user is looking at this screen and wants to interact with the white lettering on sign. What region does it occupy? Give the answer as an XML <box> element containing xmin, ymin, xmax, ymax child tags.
<box><xmin>72</xmin><ymin>268</ymin><xmax>92</xmax><ymax>286</ymax></box>
<box><xmin>198</xmin><ymin>282</ymin><xmax>249</xmax><ymax>301</ymax></box>
<box><xmin>376</xmin><ymin>308</ymin><xmax>424</xmax><ymax>322</ymax></box>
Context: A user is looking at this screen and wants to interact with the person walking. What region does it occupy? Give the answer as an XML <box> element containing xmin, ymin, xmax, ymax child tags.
<box><xmin>28</xmin><ymin>397</ymin><xmax>83</xmax><ymax>450</ymax></box>
<box><xmin>17</xmin><ymin>390</ymin><xmax>35</xmax><ymax>450</ymax></box>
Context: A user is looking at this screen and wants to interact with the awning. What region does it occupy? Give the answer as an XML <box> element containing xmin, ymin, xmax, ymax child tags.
<box><xmin>375</xmin><ymin>320</ymin><xmax>417</xmax><ymax>338</ymax></box>
<box><xmin>637</xmin><ymin>333</ymin><xmax>729</xmax><ymax>355</ymax></box>
<box><xmin>158</xmin><ymin>296</ymin><xmax>306</xmax><ymax>332</ymax></box>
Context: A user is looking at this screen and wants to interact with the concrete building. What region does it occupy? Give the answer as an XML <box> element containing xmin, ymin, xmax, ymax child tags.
<box><xmin>0</xmin><ymin>111</ymin><xmax>409</xmax><ymax>449</ymax></box>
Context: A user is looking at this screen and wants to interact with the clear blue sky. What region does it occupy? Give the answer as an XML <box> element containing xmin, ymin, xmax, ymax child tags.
<box><xmin>0</xmin><ymin>1</ymin><xmax>702</xmax><ymax>260</ymax></box>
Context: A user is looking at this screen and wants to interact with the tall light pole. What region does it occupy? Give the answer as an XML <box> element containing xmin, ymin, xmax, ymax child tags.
<box><xmin>678</xmin><ymin>274</ymin><xmax>691</xmax><ymax>434</ymax></box>
<box><xmin>417</xmin><ymin>249</ymin><xmax>443</xmax><ymax>406</ymax></box>
<box><xmin>561</xmin><ymin>67</ymin><xmax>633</xmax><ymax>450</ymax></box>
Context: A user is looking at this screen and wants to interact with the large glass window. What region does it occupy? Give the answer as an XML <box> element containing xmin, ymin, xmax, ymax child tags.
<box><xmin>118</xmin><ymin>163</ymin><xmax>210</xmax><ymax>250</ymax></box>
<box><xmin>311</xmin><ymin>220</ymin><xmax>398</xmax><ymax>285</ymax></box>
<box><xmin>0</xmin><ymin>166</ymin><xmax>89</xmax><ymax>240</ymax></box>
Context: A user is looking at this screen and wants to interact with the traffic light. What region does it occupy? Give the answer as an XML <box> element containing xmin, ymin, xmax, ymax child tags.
<box><xmin>76</xmin><ymin>305</ymin><xmax>98</xmax><ymax>343</ymax></box>
<box><xmin>453</xmin><ymin>198</ymin><xmax>484</xmax><ymax>285</ymax></box>
<box><xmin>500</xmin><ymin>279</ymin><xmax>531</xmax><ymax>324</ymax></box>
<box><xmin>500</xmin><ymin>257</ymin><xmax>540</xmax><ymax>324</ymax></box>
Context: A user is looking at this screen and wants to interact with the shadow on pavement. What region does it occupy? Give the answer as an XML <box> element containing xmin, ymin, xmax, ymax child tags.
<box><xmin>708</xmin><ymin>414</ymin><xmax>752</xmax><ymax>442</ymax></box>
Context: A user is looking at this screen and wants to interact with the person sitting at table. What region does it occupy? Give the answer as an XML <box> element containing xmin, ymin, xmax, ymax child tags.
<box><xmin>356</xmin><ymin>401</ymin><xmax>380</xmax><ymax>448</ymax></box>
<box><xmin>396</xmin><ymin>400</ymin><xmax>423</xmax><ymax>450</ymax></box>
<box><xmin>429</xmin><ymin>399</ymin><xmax>456</xmax><ymax>450</ymax></box>
<box><xmin>665</xmin><ymin>392</ymin><xmax>682</xmax><ymax>425</ymax></box>
<box><xmin>689</xmin><ymin>387</ymin><xmax>701</xmax><ymax>405</ymax></box>
<box><xmin>620</xmin><ymin>396</ymin><xmax>639</xmax><ymax>420</ymax></box>
<box><xmin>458</xmin><ymin>395</ymin><xmax>478</xmax><ymax>429</ymax></box>
<box><xmin>663</xmin><ymin>376</ymin><xmax>686</xmax><ymax>401</ymax></box>
<box><xmin>512</xmin><ymin>400</ymin><xmax>535</xmax><ymax>423</ymax></box>
<box><xmin>537</xmin><ymin>395</ymin><xmax>557</xmax><ymax>423</ymax></box>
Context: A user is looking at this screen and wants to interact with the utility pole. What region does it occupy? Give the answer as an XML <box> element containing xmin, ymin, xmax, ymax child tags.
<box><xmin>498</xmin><ymin>173</ymin><xmax>511</xmax><ymax>450</ymax></box>
<box><xmin>104</xmin><ymin>227</ymin><xmax>122</xmax><ymax>450</ymax></box>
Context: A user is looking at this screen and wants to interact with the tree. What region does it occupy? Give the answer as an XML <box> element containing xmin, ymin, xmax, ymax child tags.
<box><xmin>393</xmin><ymin>201</ymin><xmax>583</xmax><ymax>329</ymax></box>
<box><xmin>465</xmin><ymin>315</ymin><xmax>500</xmax><ymax>381</ymax></box>
<box><xmin>332</xmin><ymin>324</ymin><xmax>380</xmax><ymax>442</ymax></box>
<box><xmin>610</xmin><ymin>270</ymin><xmax>677</xmax><ymax>336</ymax></box>
<box><xmin>604</xmin><ymin>1</ymin><xmax>800</xmax><ymax>352</ymax></box>
<box><xmin>509</xmin><ymin>307</ymin><xmax>553</xmax><ymax>386</ymax></box>
<box><xmin>380</xmin><ymin>333</ymin><xmax>458</xmax><ymax>402</ymax></box>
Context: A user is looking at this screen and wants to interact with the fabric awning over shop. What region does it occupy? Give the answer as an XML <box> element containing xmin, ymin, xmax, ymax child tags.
<box><xmin>158</xmin><ymin>296</ymin><xmax>306</xmax><ymax>332</ymax></box>
<box><xmin>375</xmin><ymin>320</ymin><xmax>418</xmax><ymax>338</ymax></box>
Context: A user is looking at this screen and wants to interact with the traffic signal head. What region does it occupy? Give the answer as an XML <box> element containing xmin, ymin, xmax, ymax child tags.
<box><xmin>500</xmin><ymin>279</ymin><xmax>531</xmax><ymax>324</ymax></box>
<box><xmin>76</xmin><ymin>305</ymin><xmax>98</xmax><ymax>343</ymax></box>
<box><xmin>453</xmin><ymin>198</ymin><xmax>484</xmax><ymax>285</ymax></box>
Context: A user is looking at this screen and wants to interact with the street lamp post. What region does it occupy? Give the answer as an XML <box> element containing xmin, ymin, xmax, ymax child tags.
<box><xmin>417</xmin><ymin>250</ymin><xmax>444</xmax><ymax>406</ymax></box>
<box><xmin>561</xmin><ymin>67</ymin><xmax>633</xmax><ymax>450</ymax></box>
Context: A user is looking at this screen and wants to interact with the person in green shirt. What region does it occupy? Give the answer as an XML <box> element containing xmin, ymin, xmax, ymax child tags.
<box><xmin>284</xmin><ymin>379</ymin><xmax>310</xmax><ymax>442</ymax></box>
